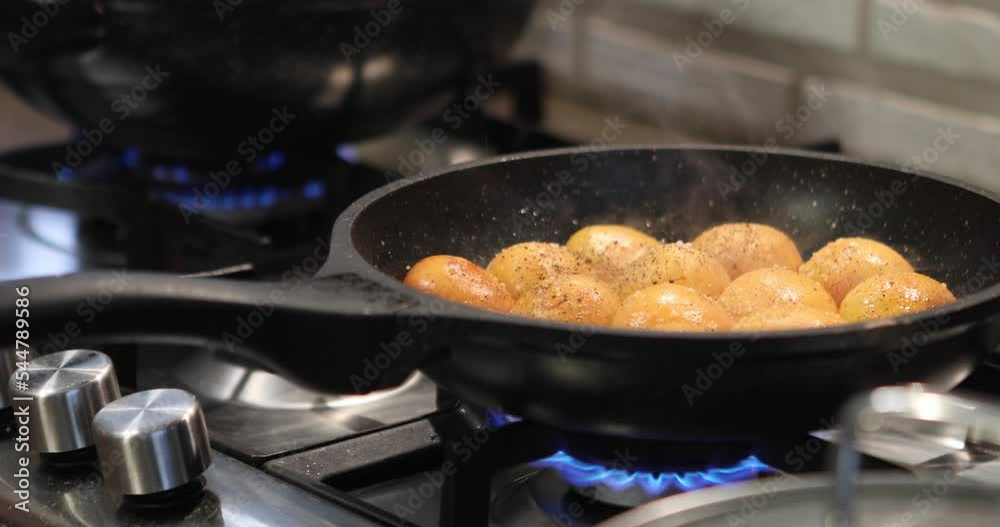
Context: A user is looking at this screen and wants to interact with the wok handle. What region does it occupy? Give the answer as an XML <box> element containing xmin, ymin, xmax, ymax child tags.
<box><xmin>4</xmin><ymin>271</ymin><xmax>436</xmax><ymax>394</ymax></box>
<box><xmin>832</xmin><ymin>385</ymin><xmax>1000</xmax><ymax>526</ymax></box>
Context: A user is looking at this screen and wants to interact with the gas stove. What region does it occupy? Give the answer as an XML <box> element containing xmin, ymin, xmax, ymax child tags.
<box><xmin>3</xmin><ymin>66</ymin><xmax>1000</xmax><ymax>527</ymax></box>
<box><xmin>0</xmin><ymin>348</ymin><xmax>830</xmax><ymax>527</ymax></box>
<box><xmin>5</xmin><ymin>356</ymin><xmax>1000</xmax><ymax>527</ymax></box>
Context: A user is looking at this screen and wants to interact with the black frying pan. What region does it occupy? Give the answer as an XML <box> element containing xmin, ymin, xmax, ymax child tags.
<box><xmin>11</xmin><ymin>146</ymin><xmax>1000</xmax><ymax>440</ymax></box>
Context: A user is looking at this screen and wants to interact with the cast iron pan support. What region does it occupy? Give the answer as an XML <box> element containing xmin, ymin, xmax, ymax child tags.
<box><xmin>434</xmin><ymin>406</ymin><xmax>563</xmax><ymax>527</ymax></box>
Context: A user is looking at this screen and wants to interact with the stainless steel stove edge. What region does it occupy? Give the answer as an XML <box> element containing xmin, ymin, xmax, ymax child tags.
<box><xmin>0</xmin><ymin>437</ymin><xmax>387</xmax><ymax>527</ymax></box>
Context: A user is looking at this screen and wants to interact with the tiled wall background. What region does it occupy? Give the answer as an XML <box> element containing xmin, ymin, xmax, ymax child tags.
<box><xmin>514</xmin><ymin>0</ymin><xmax>1000</xmax><ymax>192</ymax></box>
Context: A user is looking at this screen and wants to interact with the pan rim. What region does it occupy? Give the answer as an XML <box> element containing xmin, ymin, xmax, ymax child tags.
<box><xmin>330</xmin><ymin>144</ymin><xmax>1000</xmax><ymax>343</ymax></box>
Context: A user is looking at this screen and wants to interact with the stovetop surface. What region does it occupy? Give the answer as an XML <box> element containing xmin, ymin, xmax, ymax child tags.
<box><xmin>0</xmin><ymin>440</ymin><xmax>393</xmax><ymax>527</ymax></box>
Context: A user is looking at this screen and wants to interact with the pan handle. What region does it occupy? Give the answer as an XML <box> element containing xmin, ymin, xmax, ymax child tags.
<box><xmin>4</xmin><ymin>271</ymin><xmax>440</xmax><ymax>394</ymax></box>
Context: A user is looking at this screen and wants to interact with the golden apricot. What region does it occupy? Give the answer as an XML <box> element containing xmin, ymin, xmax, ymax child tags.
<box><xmin>615</xmin><ymin>242</ymin><xmax>731</xmax><ymax>299</ymax></box>
<box><xmin>566</xmin><ymin>224</ymin><xmax>660</xmax><ymax>283</ymax></box>
<box><xmin>800</xmin><ymin>237</ymin><xmax>913</xmax><ymax>304</ymax></box>
<box><xmin>486</xmin><ymin>242</ymin><xmax>593</xmax><ymax>299</ymax></box>
<box><xmin>403</xmin><ymin>255</ymin><xmax>514</xmax><ymax>311</ymax></box>
<box><xmin>512</xmin><ymin>274</ymin><xmax>621</xmax><ymax>325</ymax></box>
<box><xmin>840</xmin><ymin>271</ymin><xmax>956</xmax><ymax>322</ymax></box>
<box><xmin>692</xmin><ymin>223</ymin><xmax>803</xmax><ymax>278</ymax></box>
<box><xmin>733</xmin><ymin>306</ymin><xmax>845</xmax><ymax>331</ymax></box>
<box><xmin>612</xmin><ymin>283</ymin><xmax>734</xmax><ymax>332</ymax></box>
<box><xmin>720</xmin><ymin>268</ymin><xmax>837</xmax><ymax>319</ymax></box>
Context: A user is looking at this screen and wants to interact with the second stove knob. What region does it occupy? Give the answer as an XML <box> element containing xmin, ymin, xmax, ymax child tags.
<box><xmin>93</xmin><ymin>388</ymin><xmax>212</xmax><ymax>498</ymax></box>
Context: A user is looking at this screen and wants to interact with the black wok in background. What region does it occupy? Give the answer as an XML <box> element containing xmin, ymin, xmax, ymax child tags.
<box><xmin>0</xmin><ymin>0</ymin><xmax>535</xmax><ymax>158</ymax></box>
<box><xmin>13</xmin><ymin>147</ymin><xmax>1000</xmax><ymax>441</ymax></box>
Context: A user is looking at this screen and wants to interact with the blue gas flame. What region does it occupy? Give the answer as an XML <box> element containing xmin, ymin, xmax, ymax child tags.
<box><xmin>119</xmin><ymin>148</ymin><xmax>327</xmax><ymax>211</ymax></box>
<box><xmin>156</xmin><ymin>180</ymin><xmax>326</xmax><ymax>211</ymax></box>
<box><xmin>120</xmin><ymin>146</ymin><xmax>142</xmax><ymax>168</ymax></box>
<box><xmin>534</xmin><ymin>451</ymin><xmax>773</xmax><ymax>495</ymax></box>
<box><xmin>56</xmin><ymin>168</ymin><xmax>75</xmax><ymax>182</ymax></box>
<box><xmin>257</xmin><ymin>151</ymin><xmax>286</xmax><ymax>172</ymax></box>
<box><xmin>486</xmin><ymin>411</ymin><xmax>772</xmax><ymax>494</ymax></box>
<box><xmin>336</xmin><ymin>144</ymin><xmax>361</xmax><ymax>164</ymax></box>
<box><xmin>486</xmin><ymin>410</ymin><xmax>519</xmax><ymax>429</ymax></box>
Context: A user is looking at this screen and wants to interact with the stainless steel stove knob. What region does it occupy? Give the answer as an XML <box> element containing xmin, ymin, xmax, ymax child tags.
<box><xmin>8</xmin><ymin>349</ymin><xmax>120</xmax><ymax>453</ymax></box>
<box><xmin>93</xmin><ymin>388</ymin><xmax>212</xmax><ymax>497</ymax></box>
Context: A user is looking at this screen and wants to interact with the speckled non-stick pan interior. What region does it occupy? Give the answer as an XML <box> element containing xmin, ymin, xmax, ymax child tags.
<box><xmin>351</xmin><ymin>147</ymin><xmax>1000</xmax><ymax>299</ymax></box>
